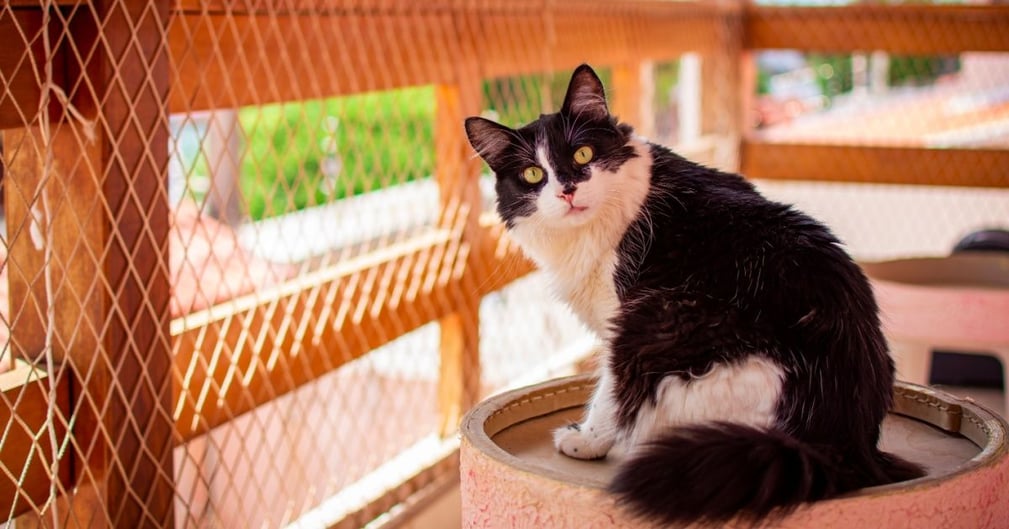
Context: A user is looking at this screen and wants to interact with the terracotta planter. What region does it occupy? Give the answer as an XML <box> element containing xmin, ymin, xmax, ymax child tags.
<box><xmin>863</xmin><ymin>254</ymin><xmax>1009</xmax><ymax>410</ymax></box>
<box><xmin>461</xmin><ymin>375</ymin><xmax>1009</xmax><ymax>529</ymax></box>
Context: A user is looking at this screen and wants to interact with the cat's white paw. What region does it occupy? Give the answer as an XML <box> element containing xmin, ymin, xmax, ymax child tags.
<box><xmin>553</xmin><ymin>423</ymin><xmax>610</xmax><ymax>460</ymax></box>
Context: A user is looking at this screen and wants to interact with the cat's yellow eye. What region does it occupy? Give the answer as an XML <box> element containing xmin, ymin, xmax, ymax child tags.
<box><xmin>522</xmin><ymin>166</ymin><xmax>544</xmax><ymax>184</ymax></box>
<box><xmin>574</xmin><ymin>145</ymin><xmax>594</xmax><ymax>165</ymax></box>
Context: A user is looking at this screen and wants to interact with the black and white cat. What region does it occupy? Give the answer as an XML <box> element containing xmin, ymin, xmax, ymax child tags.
<box><xmin>465</xmin><ymin>64</ymin><xmax>924</xmax><ymax>525</ymax></box>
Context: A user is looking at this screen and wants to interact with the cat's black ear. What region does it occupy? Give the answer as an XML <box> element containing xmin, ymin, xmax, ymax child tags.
<box><xmin>465</xmin><ymin>117</ymin><xmax>513</xmax><ymax>170</ymax></box>
<box><xmin>561</xmin><ymin>64</ymin><xmax>609</xmax><ymax>121</ymax></box>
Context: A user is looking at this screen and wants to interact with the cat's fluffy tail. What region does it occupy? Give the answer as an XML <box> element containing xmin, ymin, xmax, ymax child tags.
<box><xmin>608</xmin><ymin>422</ymin><xmax>923</xmax><ymax>526</ymax></box>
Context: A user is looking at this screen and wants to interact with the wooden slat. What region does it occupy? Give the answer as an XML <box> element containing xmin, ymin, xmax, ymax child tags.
<box><xmin>172</xmin><ymin>231</ymin><xmax>457</xmax><ymax>442</ymax></box>
<box><xmin>171</xmin><ymin>223</ymin><xmax>532</xmax><ymax>444</ymax></box>
<box><xmin>473</xmin><ymin>215</ymin><xmax>535</xmax><ymax>295</ymax></box>
<box><xmin>741</xmin><ymin>141</ymin><xmax>1009</xmax><ymax>188</ymax></box>
<box><xmin>0</xmin><ymin>362</ymin><xmax>71</xmax><ymax>520</ymax></box>
<box><xmin>624</xmin><ymin>4</ymin><xmax>732</xmax><ymax>59</ymax></box>
<box><xmin>469</xmin><ymin>6</ymin><xmax>728</xmax><ymax>80</ymax></box>
<box><xmin>746</xmin><ymin>4</ymin><xmax>1009</xmax><ymax>53</ymax></box>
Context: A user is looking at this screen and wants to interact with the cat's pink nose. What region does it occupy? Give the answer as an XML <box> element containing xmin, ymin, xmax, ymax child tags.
<box><xmin>558</xmin><ymin>191</ymin><xmax>575</xmax><ymax>204</ymax></box>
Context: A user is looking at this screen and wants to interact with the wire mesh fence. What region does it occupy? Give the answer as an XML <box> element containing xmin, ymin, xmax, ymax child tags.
<box><xmin>748</xmin><ymin>47</ymin><xmax>1009</xmax><ymax>260</ymax></box>
<box><xmin>1</xmin><ymin>0</ymin><xmax>1007</xmax><ymax>528</ymax></box>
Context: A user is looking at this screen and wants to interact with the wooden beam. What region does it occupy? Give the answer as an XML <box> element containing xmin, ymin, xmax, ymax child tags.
<box><xmin>740</xmin><ymin>141</ymin><xmax>1009</xmax><ymax>188</ymax></box>
<box><xmin>10</xmin><ymin>3</ymin><xmax>1007</xmax><ymax>126</ymax></box>
<box><xmin>746</xmin><ymin>4</ymin><xmax>1009</xmax><ymax>53</ymax></box>
<box><xmin>611</xmin><ymin>61</ymin><xmax>654</xmax><ymax>138</ymax></box>
<box><xmin>473</xmin><ymin>214</ymin><xmax>536</xmax><ymax>295</ymax></box>
<box><xmin>433</xmin><ymin>49</ymin><xmax>483</xmax><ymax>434</ymax></box>
<box><xmin>469</xmin><ymin>6</ymin><xmax>727</xmax><ymax>80</ymax></box>
<box><xmin>167</xmin><ymin>12</ymin><xmax>460</xmax><ymax>112</ymax></box>
<box><xmin>168</xmin><ymin>2</ymin><xmax>729</xmax><ymax>113</ymax></box>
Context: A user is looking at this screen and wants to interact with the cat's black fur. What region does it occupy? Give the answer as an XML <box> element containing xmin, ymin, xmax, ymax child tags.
<box><xmin>607</xmin><ymin>143</ymin><xmax>924</xmax><ymax>524</ymax></box>
<box><xmin>466</xmin><ymin>64</ymin><xmax>925</xmax><ymax>526</ymax></box>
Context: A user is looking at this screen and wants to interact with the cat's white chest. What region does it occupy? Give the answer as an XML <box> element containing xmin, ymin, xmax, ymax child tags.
<box><xmin>510</xmin><ymin>222</ymin><xmax>622</xmax><ymax>338</ymax></box>
<box><xmin>548</xmin><ymin>250</ymin><xmax>620</xmax><ymax>339</ymax></box>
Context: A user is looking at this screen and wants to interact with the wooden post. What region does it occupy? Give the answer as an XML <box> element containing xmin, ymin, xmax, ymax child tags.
<box><xmin>47</xmin><ymin>1</ymin><xmax>175</xmax><ymax>526</ymax></box>
<box><xmin>434</xmin><ymin>76</ymin><xmax>484</xmax><ymax>437</ymax></box>
<box><xmin>702</xmin><ymin>1</ymin><xmax>745</xmax><ymax>172</ymax></box>
<box><xmin>611</xmin><ymin>61</ymin><xmax>655</xmax><ymax>138</ymax></box>
<box><xmin>434</xmin><ymin>8</ymin><xmax>487</xmax><ymax>437</ymax></box>
<box><xmin>738</xmin><ymin>50</ymin><xmax>758</xmax><ymax>142</ymax></box>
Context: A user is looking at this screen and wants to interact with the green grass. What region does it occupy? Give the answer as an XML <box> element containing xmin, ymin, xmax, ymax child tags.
<box><xmin>231</xmin><ymin>66</ymin><xmax>681</xmax><ymax>221</ymax></box>
<box><xmin>236</xmin><ymin>74</ymin><xmax>569</xmax><ymax>221</ymax></box>
<box><xmin>806</xmin><ymin>54</ymin><xmax>959</xmax><ymax>105</ymax></box>
<box><xmin>238</xmin><ymin>86</ymin><xmax>435</xmax><ymax>220</ymax></box>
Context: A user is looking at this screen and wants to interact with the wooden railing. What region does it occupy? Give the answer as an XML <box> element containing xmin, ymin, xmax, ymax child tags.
<box><xmin>739</xmin><ymin>3</ymin><xmax>1009</xmax><ymax>188</ymax></box>
<box><xmin>2</xmin><ymin>0</ymin><xmax>1008</xmax><ymax>526</ymax></box>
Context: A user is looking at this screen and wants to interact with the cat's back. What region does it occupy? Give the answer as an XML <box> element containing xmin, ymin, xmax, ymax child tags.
<box><xmin>628</xmin><ymin>143</ymin><xmax>874</xmax><ymax>326</ymax></box>
<box><xmin>639</xmin><ymin>143</ymin><xmax>841</xmax><ymax>273</ymax></box>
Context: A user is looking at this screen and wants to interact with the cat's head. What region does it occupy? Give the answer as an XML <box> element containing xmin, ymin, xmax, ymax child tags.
<box><xmin>465</xmin><ymin>64</ymin><xmax>637</xmax><ymax>230</ymax></box>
